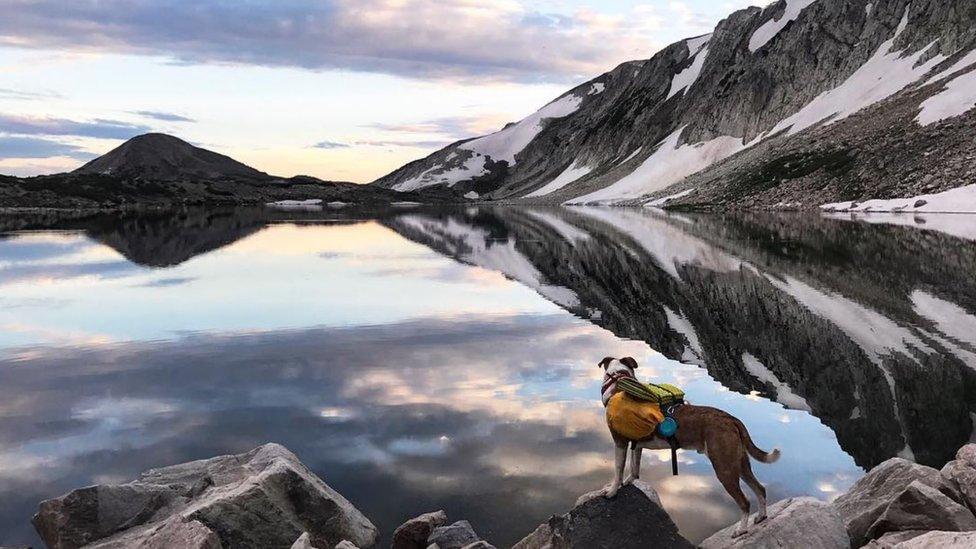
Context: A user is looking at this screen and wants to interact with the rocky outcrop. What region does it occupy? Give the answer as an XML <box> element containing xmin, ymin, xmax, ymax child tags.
<box><xmin>889</xmin><ymin>531</ymin><xmax>976</xmax><ymax>548</ymax></box>
<box><xmin>942</xmin><ymin>444</ymin><xmax>976</xmax><ymax>515</ymax></box>
<box><xmin>32</xmin><ymin>443</ymin><xmax>378</xmax><ymax>549</ymax></box>
<box><xmin>512</xmin><ymin>482</ymin><xmax>693</xmax><ymax>549</ymax></box>
<box><xmin>426</xmin><ymin>521</ymin><xmax>482</xmax><ymax>549</ymax></box>
<box><xmin>391</xmin><ymin>510</ymin><xmax>448</xmax><ymax>549</ymax></box>
<box><xmin>700</xmin><ymin>497</ymin><xmax>849</xmax><ymax>549</ymax></box>
<box><xmin>864</xmin><ymin>480</ymin><xmax>976</xmax><ymax>540</ymax></box>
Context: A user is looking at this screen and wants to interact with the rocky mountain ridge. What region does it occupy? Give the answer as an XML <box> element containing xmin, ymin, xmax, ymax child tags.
<box><xmin>372</xmin><ymin>0</ymin><xmax>976</xmax><ymax>210</ymax></box>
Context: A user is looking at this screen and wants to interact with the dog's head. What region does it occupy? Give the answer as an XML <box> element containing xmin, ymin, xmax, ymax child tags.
<box><xmin>599</xmin><ymin>356</ymin><xmax>638</xmax><ymax>406</ymax></box>
<box><xmin>599</xmin><ymin>356</ymin><xmax>638</xmax><ymax>377</ymax></box>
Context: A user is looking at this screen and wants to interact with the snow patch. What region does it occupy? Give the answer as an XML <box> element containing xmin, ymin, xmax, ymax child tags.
<box><xmin>646</xmin><ymin>188</ymin><xmax>696</xmax><ymax>208</ymax></box>
<box><xmin>525</xmin><ymin>210</ymin><xmax>591</xmax><ymax>245</ymax></box>
<box><xmin>917</xmin><ymin>54</ymin><xmax>976</xmax><ymax>125</ymax></box>
<box><xmin>821</xmin><ymin>184</ymin><xmax>976</xmax><ymax>214</ymax></box>
<box><xmin>749</xmin><ymin>0</ymin><xmax>819</xmax><ymax>52</ymax></box>
<box><xmin>568</xmin><ymin>128</ymin><xmax>744</xmax><ymax>204</ymax></box>
<box><xmin>394</xmin><ymin>152</ymin><xmax>487</xmax><ymax>192</ymax></box>
<box><xmin>460</xmin><ymin>93</ymin><xmax>583</xmax><ymax>165</ymax></box>
<box><xmin>664</xmin><ymin>306</ymin><xmax>705</xmax><ymax>364</ymax></box>
<box><xmin>266</xmin><ymin>199</ymin><xmax>323</xmax><ymax>211</ymax></box>
<box><xmin>911</xmin><ymin>290</ymin><xmax>976</xmax><ymax>349</ymax></box>
<box><xmin>758</xmin><ymin>7</ymin><xmax>946</xmax><ymax>138</ymax></box>
<box><xmin>666</xmin><ymin>39</ymin><xmax>708</xmax><ymax>100</ymax></box>
<box><xmin>618</xmin><ymin>147</ymin><xmax>643</xmax><ymax>165</ymax></box>
<box><xmin>865</xmin><ymin>2</ymin><xmax>873</xmax><ymax>16</ymax></box>
<box><xmin>742</xmin><ymin>352</ymin><xmax>811</xmax><ymax>412</ymax></box>
<box><xmin>589</xmin><ymin>82</ymin><xmax>606</xmax><ymax>95</ymax></box>
<box><xmin>525</xmin><ymin>162</ymin><xmax>592</xmax><ymax>197</ymax></box>
<box><xmin>463</xmin><ymin>191</ymin><xmax>480</xmax><ymax>200</ymax></box>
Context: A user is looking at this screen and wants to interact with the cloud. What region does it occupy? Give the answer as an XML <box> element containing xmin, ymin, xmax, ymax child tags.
<box><xmin>312</xmin><ymin>140</ymin><xmax>351</xmax><ymax>149</ymax></box>
<box><xmin>129</xmin><ymin>110</ymin><xmax>195</xmax><ymax>123</ymax></box>
<box><xmin>0</xmin><ymin>113</ymin><xmax>150</xmax><ymax>139</ymax></box>
<box><xmin>365</xmin><ymin>115</ymin><xmax>506</xmax><ymax>139</ymax></box>
<box><xmin>354</xmin><ymin>139</ymin><xmax>452</xmax><ymax>149</ymax></box>
<box><xmin>134</xmin><ymin>276</ymin><xmax>197</xmax><ymax>288</ymax></box>
<box><xmin>0</xmin><ymin>136</ymin><xmax>96</xmax><ymax>161</ymax></box>
<box><xmin>0</xmin><ymin>0</ymin><xmax>662</xmax><ymax>82</ymax></box>
<box><xmin>0</xmin><ymin>87</ymin><xmax>63</xmax><ymax>101</ymax></box>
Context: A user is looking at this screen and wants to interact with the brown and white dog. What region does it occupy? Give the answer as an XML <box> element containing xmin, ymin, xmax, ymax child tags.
<box><xmin>600</xmin><ymin>356</ymin><xmax>781</xmax><ymax>537</ymax></box>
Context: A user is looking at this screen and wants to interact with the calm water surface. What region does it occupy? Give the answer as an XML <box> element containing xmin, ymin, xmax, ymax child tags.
<box><xmin>1</xmin><ymin>206</ymin><xmax>974</xmax><ymax>546</ymax></box>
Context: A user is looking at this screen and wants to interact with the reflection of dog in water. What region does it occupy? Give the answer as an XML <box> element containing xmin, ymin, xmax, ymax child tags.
<box><xmin>599</xmin><ymin>356</ymin><xmax>781</xmax><ymax>537</ymax></box>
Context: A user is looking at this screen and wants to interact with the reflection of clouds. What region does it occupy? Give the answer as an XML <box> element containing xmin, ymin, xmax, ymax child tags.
<box><xmin>0</xmin><ymin>322</ymin><xmax>115</xmax><ymax>349</ymax></box>
<box><xmin>0</xmin><ymin>313</ymin><xmax>860</xmax><ymax>546</ymax></box>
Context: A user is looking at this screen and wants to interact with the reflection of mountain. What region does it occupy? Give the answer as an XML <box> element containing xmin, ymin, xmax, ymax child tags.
<box><xmin>384</xmin><ymin>207</ymin><xmax>976</xmax><ymax>469</ymax></box>
<box><xmin>0</xmin><ymin>207</ymin><xmax>371</xmax><ymax>268</ymax></box>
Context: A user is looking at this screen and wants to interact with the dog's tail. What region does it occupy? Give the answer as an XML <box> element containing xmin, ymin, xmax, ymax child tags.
<box><xmin>734</xmin><ymin>418</ymin><xmax>781</xmax><ymax>463</ymax></box>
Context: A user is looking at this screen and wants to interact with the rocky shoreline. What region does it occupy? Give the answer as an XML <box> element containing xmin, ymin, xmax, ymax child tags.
<box><xmin>12</xmin><ymin>443</ymin><xmax>976</xmax><ymax>548</ymax></box>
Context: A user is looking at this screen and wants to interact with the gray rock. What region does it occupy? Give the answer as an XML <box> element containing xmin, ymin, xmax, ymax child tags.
<box><xmin>292</xmin><ymin>532</ymin><xmax>317</xmax><ymax>549</ymax></box>
<box><xmin>700</xmin><ymin>497</ymin><xmax>849</xmax><ymax>549</ymax></box>
<box><xmin>335</xmin><ymin>542</ymin><xmax>360</xmax><ymax>549</ymax></box>
<box><xmin>833</xmin><ymin>457</ymin><xmax>947</xmax><ymax>546</ymax></box>
<box><xmin>426</xmin><ymin>521</ymin><xmax>480</xmax><ymax>549</ymax></box>
<box><xmin>865</xmin><ymin>480</ymin><xmax>976</xmax><ymax>541</ymax></box>
<box><xmin>392</xmin><ymin>511</ymin><xmax>448</xmax><ymax>549</ymax></box>
<box><xmin>513</xmin><ymin>483</ymin><xmax>692</xmax><ymax>549</ymax></box>
<box><xmin>85</xmin><ymin>516</ymin><xmax>222</xmax><ymax>549</ymax></box>
<box><xmin>861</xmin><ymin>530</ymin><xmax>928</xmax><ymax>549</ymax></box>
<box><xmin>574</xmin><ymin>480</ymin><xmax>661</xmax><ymax>508</ymax></box>
<box><xmin>459</xmin><ymin>543</ymin><xmax>495</xmax><ymax>549</ymax></box>
<box><xmin>942</xmin><ymin>444</ymin><xmax>976</xmax><ymax>515</ymax></box>
<box><xmin>889</xmin><ymin>530</ymin><xmax>976</xmax><ymax>548</ymax></box>
<box><xmin>33</xmin><ymin>443</ymin><xmax>378</xmax><ymax>549</ymax></box>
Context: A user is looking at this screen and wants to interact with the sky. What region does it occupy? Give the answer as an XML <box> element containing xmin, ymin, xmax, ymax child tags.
<box><xmin>0</xmin><ymin>0</ymin><xmax>761</xmax><ymax>182</ymax></box>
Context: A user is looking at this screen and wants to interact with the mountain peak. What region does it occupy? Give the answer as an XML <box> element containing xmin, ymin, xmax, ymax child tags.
<box><xmin>74</xmin><ymin>133</ymin><xmax>267</xmax><ymax>181</ymax></box>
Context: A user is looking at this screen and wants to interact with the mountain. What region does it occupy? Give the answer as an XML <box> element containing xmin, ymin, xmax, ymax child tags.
<box><xmin>73</xmin><ymin>133</ymin><xmax>269</xmax><ymax>181</ymax></box>
<box><xmin>372</xmin><ymin>0</ymin><xmax>976</xmax><ymax>210</ymax></box>
<box><xmin>1</xmin><ymin>133</ymin><xmax>451</xmax><ymax>209</ymax></box>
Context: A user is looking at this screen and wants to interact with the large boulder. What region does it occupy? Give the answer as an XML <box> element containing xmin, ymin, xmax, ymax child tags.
<box><xmin>860</xmin><ymin>530</ymin><xmax>928</xmax><ymax>548</ymax></box>
<box><xmin>700</xmin><ymin>497</ymin><xmax>849</xmax><ymax>549</ymax></box>
<box><xmin>33</xmin><ymin>444</ymin><xmax>378</xmax><ymax>549</ymax></box>
<box><xmin>426</xmin><ymin>521</ymin><xmax>481</xmax><ymax>549</ymax></box>
<box><xmin>513</xmin><ymin>483</ymin><xmax>692</xmax><ymax>549</ymax></box>
<box><xmin>392</xmin><ymin>510</ymin><xmax>448</xmax><ymax>549</ymax></box>
<box><xmin>889</xmin><ymin>530</ymin><xmax>976</xmax><ymax>548</ymax></box>
<box><xmin>832</xmin><ymin>457</ymin><xmax>951</xmax><ymax>546</ymax></box>
<box><xmin>865</xmin><ymin>480</ymin><xmax>976</xmax><ymax>540</ymax></box>
<box><xmin>941</xmin><ymin>444</ymin><xmax>976</xmax><ymax>515</ymax></box>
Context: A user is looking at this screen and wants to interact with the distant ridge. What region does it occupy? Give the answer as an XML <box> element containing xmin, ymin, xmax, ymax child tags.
<box><xmin>73</xmin><ymin>133</ymin><xmax>268</xmax><ymax>181</ymax></box>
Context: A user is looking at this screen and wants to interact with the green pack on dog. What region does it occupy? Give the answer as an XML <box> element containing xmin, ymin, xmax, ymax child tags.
<box><xmin>616</xmin><ymin>378</ymin><xmax>684</xmax><ymax>406</ymax></box>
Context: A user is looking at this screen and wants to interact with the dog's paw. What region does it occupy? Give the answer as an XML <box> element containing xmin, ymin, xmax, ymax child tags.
<box><xmin>754</xmin><ymin>514</ymin><xmax>768</xmax><ymax>525</ymax></box>
<box><xmin>603</xmin><ymin>484</ymin><xmax>621</xmax><ymax>499</ymax></box>
<box><xmin>731</xmin><ymin>529</ymin><xmax>748</xmax><ymax>538</ymax></box>
<box><xmin>622</xmin><ymin>475</ymin><xmax>635</xmax><ymax>486</ymax></box>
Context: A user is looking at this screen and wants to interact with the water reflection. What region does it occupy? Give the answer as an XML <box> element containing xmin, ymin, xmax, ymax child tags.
<box><xmin>0</xmin><ymin>205</ymin><xmax>973</xmax><ymax>547</ymax></box>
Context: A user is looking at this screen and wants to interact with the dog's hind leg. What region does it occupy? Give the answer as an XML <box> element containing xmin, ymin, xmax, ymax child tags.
<box><xmin>741</xmin><ymin>454</ymin><xmax>767</xmax><ymax>524</ymax></box>
<box><xmin>604</xmin><ymin>441</ymin><xmax>628</xmax><ymax>498</ymax></box>
<box><xmin>708</xmin><ymin>436</ymin><xmax>751</xmax><ymax>537</ymax></box>
<box><xmin>624</xmin><ymin>446</ymin><xmax>642</xmax><ymax>485</ymax></box>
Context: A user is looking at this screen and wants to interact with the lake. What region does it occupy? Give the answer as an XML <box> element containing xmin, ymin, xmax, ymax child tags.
<box><xmin>1</xmin><ymin>205</ymin><xmax>974</xmax><ymax>547</ymax></box>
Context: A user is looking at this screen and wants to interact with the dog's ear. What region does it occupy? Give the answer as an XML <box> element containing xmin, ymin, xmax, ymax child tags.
<box><xmin>620</xmin><ymin>357</ymin><xmax>638</xmax><ymax>370</ymax></box>
<box><xmin>598</xmin><ymin>357</ymin><xmax>615</xmax><ymax>369</ymax></box>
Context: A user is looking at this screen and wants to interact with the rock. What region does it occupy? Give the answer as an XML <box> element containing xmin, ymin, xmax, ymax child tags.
<box><xmin>941</xmin><ymin>444</ymin><xmax>976</xmax><ymax>515</ymax></box>
<box><xmin>335</xmin><ymin>542</ymin><xmax>359</xmax><ymax>549</ymax></box>
<box><xmin>700</xmin><ymin>497</ymin><xmax>848</xmax><ymax>549</ymax></box>
<box><xmin>832</xmin><ymin>457</ymin><xmax>949</xmax><ymax>546</ymax></box>
<box><xmin>33</xmin><ymin>443</ymin><xmax>378</xmax><ymax>549</ymax></box>
<box><xmin>513</xmin><ymin>483</ymin><xmax>692</xmax><ymax>549</ymax></box>
<box><xmin>426</xmin><ymin>521</ymin><xmax>480</xmax><ymax>549</ymax></box>
<box><xmin>292</xmin><ymin>532</ymin><xmax>317</xmax><ymax>549</ymax></box>
<box><xmin>84</xmin><ymin>516</ymin><xmax>222</xmax><ymax>549</ymax></box>
<box><xmin>860</xmin><ymin>530</ymin><xmax>928</xmax><ymax>548</ymax></box>
<box><xmin>392</xmin><ymin>511</ymin><xmax>448</xmax><ymax>549</ymax></box>
<box><xmin>459</xmin><ymin>543</ymin><xmax>495</xmax><ymax>549</ymax></box>
<box><xmin>890</xmin><ymin>531</ymin><xmax>976</xmax><ymax>548</ymax></box>
<box><xmin>574</xmin><ymin>480</ymin><xmax>661</xmax><ymax>508</ymax></box>
<box><xmin>865</xmin><ymin>480</ymin><xmax>976</xmax><ymax>541</ymax></box>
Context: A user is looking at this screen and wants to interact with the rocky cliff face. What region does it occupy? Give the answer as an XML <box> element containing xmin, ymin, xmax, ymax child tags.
<box><xmin>372</xmin><ymin>0</ymin><xmax>976</xmax><ymax>210</ymax></box>
<box><xmin>383</xmin><ymin>207</ymin><xmax>976</xmax><ymax>469</ymax></box>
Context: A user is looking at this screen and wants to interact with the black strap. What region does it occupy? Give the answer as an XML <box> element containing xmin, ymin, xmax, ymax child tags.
<box><xmin>668</xmin><ymin>436</ymin><xmax>680</xmax><ymax>476</ymax></box>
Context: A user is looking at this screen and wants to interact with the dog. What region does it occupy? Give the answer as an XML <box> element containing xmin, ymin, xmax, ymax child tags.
<box><xmin>599</xmin><ymin>356</ymin><xmax>781</xmax><ymax>537</ymax></box>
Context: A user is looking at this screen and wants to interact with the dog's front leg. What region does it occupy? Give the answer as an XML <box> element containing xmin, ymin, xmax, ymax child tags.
<box><xmin>623</xmin><ymin>446</ymin><xmax>641</xmax><ymax>485</ymax></box>
<box><xmin>604</xmin><ymin>442</ymin><xmax>628</xmax><ymax>498</ymax></box>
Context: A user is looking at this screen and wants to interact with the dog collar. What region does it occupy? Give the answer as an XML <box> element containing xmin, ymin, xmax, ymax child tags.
<box><xmin>601</xmin><ymin>370</ymin><xmax>634</xmax><ymax>395</ymax></box>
